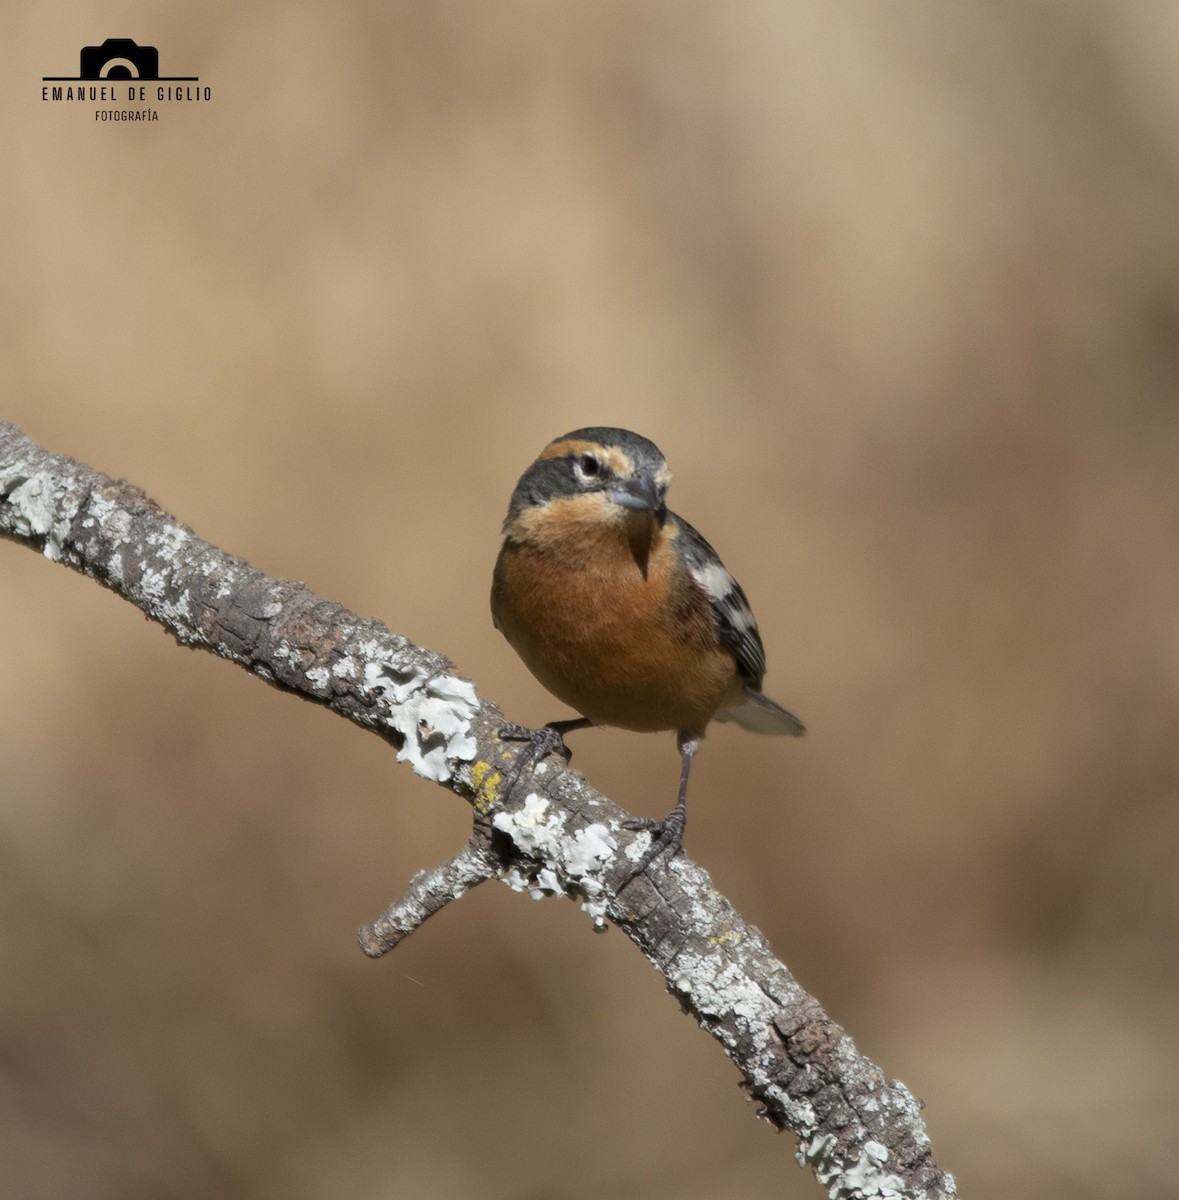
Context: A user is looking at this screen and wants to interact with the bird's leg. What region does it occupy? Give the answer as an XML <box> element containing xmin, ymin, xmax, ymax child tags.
<box><xmin>620</xmin><ymin>735</ymin><xmax>699</xmax><ymax>884</ymax></box>
<box><xmin>498</xmin><ymin>717</ymin><xmax>594</xmax><ymax>797</ymax></box>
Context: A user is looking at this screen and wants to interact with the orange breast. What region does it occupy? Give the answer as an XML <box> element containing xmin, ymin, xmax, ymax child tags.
<box><xmin>491</xmin><ymin>522</ymin><xmax>740</xmax><ymax>736</ymax></box>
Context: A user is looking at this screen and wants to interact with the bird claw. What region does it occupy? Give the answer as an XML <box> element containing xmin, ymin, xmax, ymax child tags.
<box><xmin>619</xmin><ymin>803</ymin><xmax>687</xmax><ymax>886</ymax></box>
<box><xmin>498</xmin><ymin>722</ymin><xmax>574</xmax><ymax>797</ymax></box>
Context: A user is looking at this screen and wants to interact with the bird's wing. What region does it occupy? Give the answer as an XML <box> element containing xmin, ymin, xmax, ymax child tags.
<box><xmin>671</xmin><ymin>514</ymin><xmax>767</xmax><ymax>688</ymax></box>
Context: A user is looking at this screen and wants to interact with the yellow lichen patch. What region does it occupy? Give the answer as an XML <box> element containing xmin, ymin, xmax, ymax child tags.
<box><xmin>469</xmin><ymin>760</ymin><xmax>503</xmax><ymax>813</ymax></box>
<box><xmin>708</xmin><ymin>929</ymin><xmax>744</xmax><ymax>947</ymax></box>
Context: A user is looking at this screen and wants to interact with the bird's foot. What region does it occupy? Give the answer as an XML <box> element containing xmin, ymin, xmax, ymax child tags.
<box><xmin>498</xmin><ymin>721</ymin><xmax>577</xmax><ymax>798</ymax></box>
<box><xmin>619</xmin><ymin>801</ymin><xmax>687</xmax><ymax>886</ymax></box>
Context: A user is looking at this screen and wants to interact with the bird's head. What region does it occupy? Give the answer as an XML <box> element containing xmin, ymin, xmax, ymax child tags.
<box><xmin>504</xmin><ymin>426</ymin><xmax>671</xmax><ymax>532</ymax></box>
<box><xmin>501</xmin><ymin>428</ymin><xmax>672</xmax><ymax>576</ymax></box>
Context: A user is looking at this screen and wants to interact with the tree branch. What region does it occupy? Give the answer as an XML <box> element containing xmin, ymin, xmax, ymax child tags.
<box><xmin>359</xmin><ymin>816</ymin><xmax>501</xmax><ymax>956</ymax></box>
<box><xmin>0</xmin><ymin>418</ymin><xmax>958</xmax><ymax>1199</ymax></box>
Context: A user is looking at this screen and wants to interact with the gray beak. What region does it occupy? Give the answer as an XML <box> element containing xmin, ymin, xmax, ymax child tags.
<box><xmin>612</xmin><ymin>472</ymin><xmax>663</xmax><ymax>513</ymax></box>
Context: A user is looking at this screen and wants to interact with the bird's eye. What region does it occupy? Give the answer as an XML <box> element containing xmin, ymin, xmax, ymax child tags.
<box><xmin>575</xmin><ymin>453</ymin><xmax>601</xmax><ymax>480</ymax></box>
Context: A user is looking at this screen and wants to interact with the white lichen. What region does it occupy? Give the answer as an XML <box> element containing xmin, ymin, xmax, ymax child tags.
<box><xmin>304</xmin><ymin>666</ymin><xmax>330</xmax><ymax>692</ymax></box>
<box><xmin>531</xmin><ymin>867</ymin><xmax>562</xmax><ymax>897</ymax></box>
<box><xmin>365</xmin><ymin>660</ymin><xmax>426</xmax><ymax>704</ymax></box>
<box><xmin>760</xmin><ymin>1082</ymin><xmax>817</xmax><ymax>1131</ymax></box>
<box><xmin>138</xmin><ymin>564</ymin><xmax>167</xmax><ymax>601</ymax></box>
<box><xmin>84</xmin><ymin>492</ymin><xmax>129</xmax><ymax>542</ymax></box>
<box><xmin>623</xmin><ymin>829</ymin><xmax>654</xmax><ymax>863</ymax></box>
<box><xmin>796</xmin><ymin>1133</ymin><xmax>912</xmax><ymax>1200</ymax></box>
<box><xmin>667</xmin><ymin>950</ymin><xmax>771</xmax><ymax>1045</ymax></box>
<box><xmin>500</xmin><ymin>865</ymin><xmax>533</xmax><ymax>894</ymax></box>
<box><xmin>145</xmin><ymin>524</ymin><xmax>191</xmax><ymax>556</ymax></box>
<box><xmin>6</xmin><ymin>472</ymin><xmax>71</xmax><ymax>561</ymax></box>
<box><xmin>493</xmin><ymin>793</ymin><xmax>563</xmax><ymax>856</ymax></box>
<box><xmin>136</xmin><ymin>561</ymin><xmax>193</xmax><ymax>625</ymax></box>
<box><xmin>364</xmin><ymin>663</ymin><xmax>478</xmax><ymax>782</ymax></box>
<box><xmin>564</xmin><ymin>823</ymin><xmax>616</xmax><ymax>877</ymax></box>
<box><xmin>492</xmin><ymin>795</ymin><xmax>618</xmax><ymax>928</ymax></box>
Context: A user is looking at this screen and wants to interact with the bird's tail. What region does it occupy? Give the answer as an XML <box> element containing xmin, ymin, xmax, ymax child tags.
<box><xmin>715</xmin><ymin>687</ymin><xmax>805</xmax><ymax>736</ymax></box>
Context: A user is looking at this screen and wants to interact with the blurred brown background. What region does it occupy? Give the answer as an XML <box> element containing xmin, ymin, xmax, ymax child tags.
<box><xmin>4</xmin><ymin>3</ymin><xmax>1178</xmax><ymax>1197</ymax></box>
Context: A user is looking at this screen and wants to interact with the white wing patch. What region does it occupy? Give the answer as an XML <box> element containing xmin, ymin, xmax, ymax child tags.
<box><xmin>691</xmin><ymin>559</ymin><xmax>730</xmax><ymax>600</ymax></box>
<box><xmin>691</xmin><ymin>560</ymin><xmax>755</xmax><ymax>630</ymax></box>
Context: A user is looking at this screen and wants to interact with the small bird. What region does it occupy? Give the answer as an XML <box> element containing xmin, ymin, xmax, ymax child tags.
<box><xmin>491</xmin><ymin>427</ymin><xmax>804</xmax><ymax>882</ymax></box>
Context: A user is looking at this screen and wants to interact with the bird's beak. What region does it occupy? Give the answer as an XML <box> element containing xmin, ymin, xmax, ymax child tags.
<box><xmin>612</xmin><ymin>472</ymin><xmax>663</xmax><ymax>513</ymax></box>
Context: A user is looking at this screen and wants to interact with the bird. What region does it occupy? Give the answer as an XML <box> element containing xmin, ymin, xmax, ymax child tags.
<box><xmin>490</xmin><ymin>426</ymin><xmax>804</xmax><ymax>883</ymax></box>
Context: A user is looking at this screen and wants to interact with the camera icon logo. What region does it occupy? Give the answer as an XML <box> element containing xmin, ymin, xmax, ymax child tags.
<box><xmin>79</xmin><ymin>38</ymin><xmax>159</xmax><ymax>80</ymax></box>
